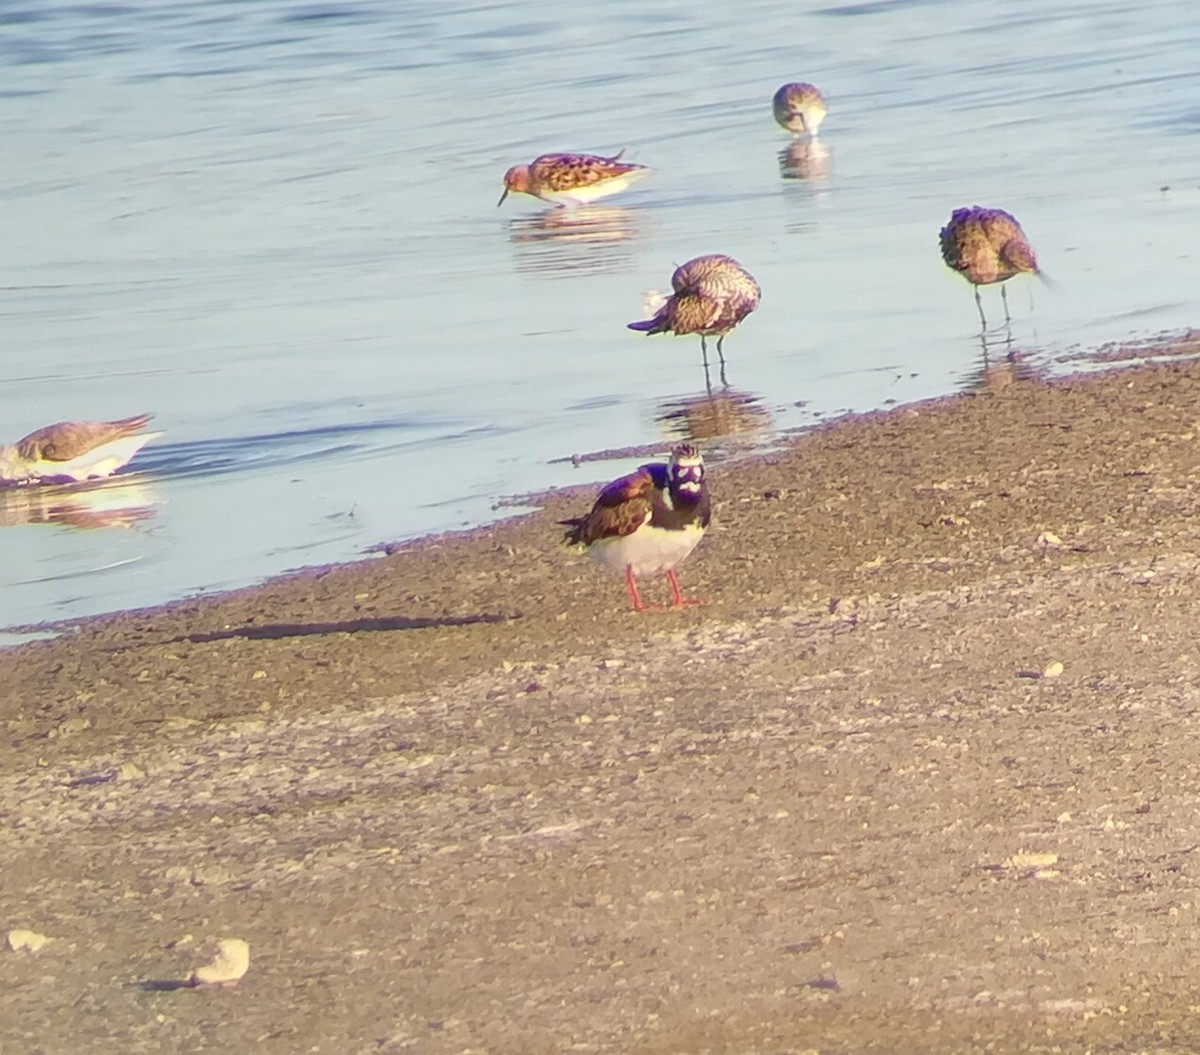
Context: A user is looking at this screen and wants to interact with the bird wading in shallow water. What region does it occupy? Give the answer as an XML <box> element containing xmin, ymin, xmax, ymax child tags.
<box><xmin>628</xmin><ymin>254</ymin><xmax>761</xmax><ymax>388</ymax></box>
<box><xmin>772</xmin><ymin>82</ymin><xmax>828</xmax><ymax>137</ymax></box>
<box><xmin>939</xmin><ymin>206</ymin><xmax>1041</xmax><ymax>330</ymax></box>
<box><xmin>498</xmin><ymin>151</ymin><xmax>652</xmax><ymax>209</ymax></box>
<box><xmin>0</xmin><ymin>413</ymin><xmax>160</xmax><ymax>486</ymax></box>
<box><xmin>561</xmin><ymin>443</ymin><xmax>710</xmax><ymax>612</ymax></box>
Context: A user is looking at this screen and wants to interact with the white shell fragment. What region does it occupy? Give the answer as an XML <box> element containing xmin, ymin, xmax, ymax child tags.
<box><xmin>188</xmin><ymin>937</ymin><xmax>250</xmax><ymax>988</ymax></box>
<box><xmin>1003</xmin><ymin>851</ymin><xmax>1058</xmax><ymax>869</ymax></box>
<box><xmin>6</xmin><ymin>929</ymin><xmax>50</xmax><ymax>953</ymax></box>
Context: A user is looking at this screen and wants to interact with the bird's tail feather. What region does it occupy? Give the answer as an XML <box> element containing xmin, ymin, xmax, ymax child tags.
<box><xmin>112</xmin><ymin>412</ymin><xmax>155</xmax><ymax>433</ymax></box>
<box><xmin>627</xmin><ymin>316</ymin><xmax>668</xmax><ymax>334</ymax></box>
<box><xmin>559</xmin><ymin>517</ymin><xmax>587</xmax><ymax>546</ymax></box>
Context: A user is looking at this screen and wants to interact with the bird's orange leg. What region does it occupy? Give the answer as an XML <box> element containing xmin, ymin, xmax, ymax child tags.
<box><xmin>625</xmin><ymin>565</ymin><xmax>651</xmax><ymax>612</ymax></box>
<box><xmin>666</xmin><ymin>568</ymin><xmax>706</xmax><ymax>608</ymax></box>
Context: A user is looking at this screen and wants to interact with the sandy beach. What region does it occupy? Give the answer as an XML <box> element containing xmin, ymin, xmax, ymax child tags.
<box><xmin>5</xmin><ymin>336</ymin><xmax>1200</xmax><ymax>1053</ymax></box>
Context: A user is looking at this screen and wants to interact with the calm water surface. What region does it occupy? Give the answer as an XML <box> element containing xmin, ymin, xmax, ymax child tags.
<box><xmin>3</xmin><ymin>0</ymin><xmax>1200</xmax><ymax>630</ymax></box>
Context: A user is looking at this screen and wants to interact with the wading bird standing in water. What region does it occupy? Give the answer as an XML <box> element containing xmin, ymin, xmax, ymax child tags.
<box><xmin>561</xmin><ymin>443</ymin><xmax>710</xmax><ymax>613</ymax></box>
<box><xmin>939</xmin><ymin>206</ymin><xmax>1041</xmax><ymax>330</ymax></box>
<box><xmin>772</xmin><ymin>82</ymin><xmax>828</xmax><ymax>137</ymax></box>
<box><xmin>0</xmin><ymin>413</ymin><xmax>160</xmax><ymax>485</ymax></box>
<box><xmin>628</xmin><ymin>254</ymin><xmax>761</xmax><ymax>388</ymax></box>
<box><xmin>498</xmin><ymin>151</ymin><xmax>652</xmax><ymax>209</ymax></box>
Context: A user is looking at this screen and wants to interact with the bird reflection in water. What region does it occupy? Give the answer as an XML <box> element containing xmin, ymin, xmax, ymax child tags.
<box><xmin>507</xmin><ymin>206</ymin><xmax>644</xmax><ymax>277</ymax></box>
<box><xmin>656</xmin><ymin>387</ymin><xmax>772</xmax><ymax>444</ymax></box>
<box><xmin>778</xmin><ymin>138</ymin><xmax>831</xmax><ymax>182</ymax></box>
<box><xmin>960</xmin><ymin>328</ymin><xmax>1043</xmax><ymax>394</ymax></box>
<box><xmin>0</xmin><ymin>477</ymin><xmax>160</xmax><ymax>531</ymax></box>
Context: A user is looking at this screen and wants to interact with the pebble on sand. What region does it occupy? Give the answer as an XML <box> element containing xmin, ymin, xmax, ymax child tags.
<box><xmin>1002</xmin><ymin>851</ymin><xmax>1058</xmax><ymax>870</ymax></box>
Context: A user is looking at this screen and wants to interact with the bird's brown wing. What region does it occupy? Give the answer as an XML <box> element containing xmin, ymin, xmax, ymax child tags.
<box><xmin>561</xmin><ymin>467</ymin><xmax>655</xmax><ymax>546</ymax></box>
<box><xmin>666</xmin><ymin>293</ymin><xmax>723</xmax><ymax>336</ymax></box>
<box><xmin>535</xmin><ymin>152</ymin><xmax>643</xmax><ymax>191</ymax></box>
<box><xmin>940</xmin><ymin>218</ymin><xmax>999</xmax><ymax>281</ymax></box>
<box><xmin>939</xmin><ymin>210</ymin><xmax>977</xmax><ymax>271</ymax></box>
<box><xmin>17</xmin><ymin>413</ymin><xmax>154</xmax><ymax>462</ymax></box>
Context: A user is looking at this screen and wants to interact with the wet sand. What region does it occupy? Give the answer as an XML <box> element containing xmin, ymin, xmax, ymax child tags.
<box><xmin>5</xmin><ymin>335</ymin><xmax>1200</xmax><ymax>1053</ymax></box>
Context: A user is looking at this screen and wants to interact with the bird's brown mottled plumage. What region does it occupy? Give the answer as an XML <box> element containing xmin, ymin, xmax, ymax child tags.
<box><xmin>940</xmin><ymin>206</ymin><xmax>1040</xmax><ymax>329</ymax></box>
<box><xmin>628</xmin><ymin>254</ymin><xmax>761</xmax><ymax>381</ymax></box>
<box><xmin>772</xmin><ymin>82</ymin><xmax>827</xmax><ymax>137</ymax></box>
<box><xmin>940</xmin><ymin>207</ymin><xmax>1038</xmax><ymax>286</ymax></box>
<box><xmin>16</xmin><ymin>413</ymin><xmax>155</xmax><ymax>463</ymax></box>
<box><xmin>561</xmin><ymin>466</ymin><xmax>657</xmax><ymax>548</ymax></box>
<box><xmin>498</xmin><ymin>151</ymin><xmax>652</xmax><ymax>207</ymax></box>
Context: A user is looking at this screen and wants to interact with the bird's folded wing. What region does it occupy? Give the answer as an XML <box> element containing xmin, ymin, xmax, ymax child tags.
<box><xmin>16</xmin><ymin>414</ymin><xmax>152</xmax><ymax>462</ymax></box>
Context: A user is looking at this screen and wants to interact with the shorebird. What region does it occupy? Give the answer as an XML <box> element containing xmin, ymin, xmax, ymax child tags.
<box><xmin>0</xmin><ymin>413</ymin><xmax>160</xmax><ymax>485</ymax></box>
<box><xmin>939</xmin><ymin>206</ymin><xmax>1040</xmax><ymax>330</ymax></box>
<box><xmin>628</xmin><ymin>254</ymin><xmax>761</xmax><ymax>384</ymax></box>
<box><xmin>561</xmin><ymin>443</ymin><xmax>710</xmax><ymax>612</ymax></box>
<box><xmin>498</xmin><ymin>151</ymin><xmax>652</xmax><ymax>209</ymax></box>
<box><xmin>772</xmin><ymin>82</ymin><xmax>828</xmax><ymax>137</ymax></box>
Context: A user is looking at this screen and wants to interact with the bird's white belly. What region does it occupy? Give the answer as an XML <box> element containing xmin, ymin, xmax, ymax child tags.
<box><xmin>27</xmin><ymin>434</ymin><xmax>158</xmax><ymax>483</ymax></box>
<box><xmin>589</xmin><ymin>522</ymin><xmax>705</xmax><ymax>578</ymax></box>
<box><xmin>548</xmin><ymin>171</ymin><xmax>648</xmax><ymax>207</ymax></box>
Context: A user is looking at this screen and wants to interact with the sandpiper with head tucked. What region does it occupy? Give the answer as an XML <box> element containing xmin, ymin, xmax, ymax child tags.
<box><xmin>772</xmin><ymin>82</ymin><xmax>828</xmax><ymax>137</ymax></box>
<box><xmin>498</xmin><ymin>151</ymin><xmax>652</xmax><ymax>209</ymax></box>
<box><xmin>628</xmin><ymin>254</ymin><xmax>761</xmax><ymax>384</ymax></box>
<box><xmin>939</xmin><ymin>206</ymin><xmax>1040</xmax><ymax>330</ymax></box>
<box><xmin>0</xmin><ymin>413</ymin><xmax>161</xmax><ymax>485</ymax></box>
<box><xmin>561</xmin><ymin>443</ymin><xmax>711</xmax><ymax>612</ymax></box>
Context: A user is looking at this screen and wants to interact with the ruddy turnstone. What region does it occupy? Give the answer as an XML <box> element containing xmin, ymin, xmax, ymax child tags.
<box><xmin>628</xmin><ymin>254</ymin><xmax>761</xmax><ymax>380</ymax></box>
<box><xmin>0</xmin><ymin>413</ymin><xmax>161</xmax><ymax>485</ymax></box>
<box><xmin>772</xmin><ymin>82</ymin><xmax>828</xmax><ymax>137</ymax></box>
<box><xmin>939</xmin><ymin>206</ymin><xmax>1040</xmax><ymax>329</ymax></box>
<box><xmin>561</xmin><ymin>443</ymin><xmax>710</xmax><ymax>612</ymax></box>
<box><xmin>498</xmin><ymin>151</ymin><xmax>652</xmax><ymax>209</ymax></box>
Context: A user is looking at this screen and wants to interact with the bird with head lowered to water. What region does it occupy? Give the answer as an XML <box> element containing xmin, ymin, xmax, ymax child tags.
<box><xmin>0</xmin><ymin>413</ymin><xmax>161</xmax><ymax>486</ymax></box>
<box><xmin>939</xmin><ymin>205</ymin><xmax>1043</xmax><ymax>330</ymax></box>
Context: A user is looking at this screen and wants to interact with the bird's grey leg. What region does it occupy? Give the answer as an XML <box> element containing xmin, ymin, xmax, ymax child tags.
<box><xmin>974</xmin><ymin>286</ymin><xmax>988</xmax><ymax>332</ymax></box>
<box><xmin>1001</xmin><ymin>282</ymin><xmax>1012</xmax><ymax>325</ymax></box>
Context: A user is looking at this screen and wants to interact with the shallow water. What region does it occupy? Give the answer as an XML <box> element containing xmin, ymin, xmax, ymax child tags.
<box><xmin>3</xmin><ymin>0</ymin><xmax>1199</xmax><ymax>630</ymax></box>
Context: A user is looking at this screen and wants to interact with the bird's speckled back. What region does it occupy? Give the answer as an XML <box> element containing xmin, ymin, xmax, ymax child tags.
<box><xmin>939</xmin><ymin>206</ymin><xmax>1038</xmax><ymax>286</ymax></box>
